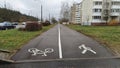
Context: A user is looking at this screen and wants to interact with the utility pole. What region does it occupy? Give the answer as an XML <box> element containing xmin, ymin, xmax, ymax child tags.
<box><xmin>41</xmin><ymin>5</ymin><xmax>43</xmax><ymax>22</ymax></box>
<box><xmin>34</xmin><ymin>0</ymin><xmax>43</xmax><ymax>22</ymax></box>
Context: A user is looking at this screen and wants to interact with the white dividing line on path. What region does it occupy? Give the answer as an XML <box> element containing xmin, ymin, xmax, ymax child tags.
<box><xmin>58</xmin><ymin>24</ymin><xmax>63</xmax><ymax>59</ymax></box>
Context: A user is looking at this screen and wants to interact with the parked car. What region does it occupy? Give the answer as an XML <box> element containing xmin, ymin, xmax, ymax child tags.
<box><xmin>22</xmin><ymin>22</ymin><xmax>26</xmax><ymax>25</ymax></box>
<box><xmin>0</xmin><ymin>21</ymin><xmax>16</xmax><ymax>30</ymax></box>
<box><xmin>12</xmin><ymin>22</ymin><xmax>18</xmax><ymax>25</ymax></box>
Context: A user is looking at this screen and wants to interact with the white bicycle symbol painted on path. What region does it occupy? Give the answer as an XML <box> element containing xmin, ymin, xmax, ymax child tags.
<box><xmin>28</xmin><ymin>48</ymin><xmax>54</xmax><ymax>56</ymax></box>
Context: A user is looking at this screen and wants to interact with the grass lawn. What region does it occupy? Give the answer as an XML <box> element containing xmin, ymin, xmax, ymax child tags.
<box><xmin>0</xmin><ymin>25</ymin><xmax>55</xmax><ymax>51</ymax></box>
<box><xmin>67</xmin><ymin>25</ymin><xmax>120</xmax><ymax>56</ymax></box>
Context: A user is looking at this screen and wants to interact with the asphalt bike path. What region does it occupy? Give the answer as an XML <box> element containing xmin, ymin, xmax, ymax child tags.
<box><xmin>11</xmin><ymin>24</ymin><xmax>114</xmax><ymax>61</ymax></box>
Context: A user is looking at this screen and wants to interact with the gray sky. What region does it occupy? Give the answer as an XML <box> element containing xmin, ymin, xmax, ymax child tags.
<box><xmin>0</xmin><ymin>0</ymin><xmax>82</xmax><ymax>20</ymax></box>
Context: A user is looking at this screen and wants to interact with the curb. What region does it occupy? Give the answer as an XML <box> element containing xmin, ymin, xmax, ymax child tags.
<box><xmin>0</xmin><ymin>59</ymin><xmax>14</xmax><ymax>64</ymax></box>
<box><xmin>0</xmin><ymin>49</ymin><xmax>11</xmax><ymax>53</ymax></box>
<box><xmin>15</xmin><ymin>56</ymin><xmax>120</xmax><ymax>63</ymax></box>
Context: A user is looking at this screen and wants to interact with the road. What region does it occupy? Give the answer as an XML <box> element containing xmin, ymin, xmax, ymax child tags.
<box><xmin>1</xmin><ymin>24</ymin><xmax>119</xmax><ymax>68</ymax></box>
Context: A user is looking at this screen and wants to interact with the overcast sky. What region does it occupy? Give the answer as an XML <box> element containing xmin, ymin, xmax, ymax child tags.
<box><xmin>0</xmin><ymin>0</ymin><xmax>82</xmax><ymax>20</ymax></box>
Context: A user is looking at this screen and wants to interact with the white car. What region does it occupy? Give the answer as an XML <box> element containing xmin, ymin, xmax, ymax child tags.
<box><xmin>22</xmin><ymin>22</ymin><xmax>26</xmax><ymax>25</ymax></box>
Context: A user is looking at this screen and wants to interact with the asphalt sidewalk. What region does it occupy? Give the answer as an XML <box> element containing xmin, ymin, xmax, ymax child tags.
<box><xmin>0</xmin><ymin>24</ymin><xmax>119</xmax><ymax>68</ymax></box>
<box><xmin>11</xmin><ymin>24</ymin><xmax>114</xmax><ymax>61</ymax></box>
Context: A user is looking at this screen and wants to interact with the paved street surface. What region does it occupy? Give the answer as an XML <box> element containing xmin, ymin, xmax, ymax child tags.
<box><xmin>1</xmin><ymin>24</ymin><xmax>120</xmax><ymax>68</ymax></box>
<box><xmin>0</xmin><ymin>58</ymin><xmax>120</xmax><ymax>68</ymax></box>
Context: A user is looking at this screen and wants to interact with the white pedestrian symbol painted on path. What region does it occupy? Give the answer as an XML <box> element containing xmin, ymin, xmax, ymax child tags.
<box><xmin>28</xmin><ymin>48</ymin><xmax>54</xmax><ymax>56</ymax></box>
<box><xmin>78</xmin><ymin>44</ymin><xmax>96</xmax><ymax>54</ymax></box>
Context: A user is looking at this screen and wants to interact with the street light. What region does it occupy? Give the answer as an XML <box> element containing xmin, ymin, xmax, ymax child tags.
<box><xmin>41</xmin><ymin>5</ymin><xmax>43</xmax><ymax>22</ymax></box>
<box><xmin>34</xmin><ymin>0</ymin><xmax>43</xmax><ymax>22</ymax></box>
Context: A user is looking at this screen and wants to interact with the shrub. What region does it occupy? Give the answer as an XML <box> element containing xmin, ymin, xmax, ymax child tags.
<box><xmin>18</xmin><ymin>27</ymin><xmax>26</xmax><ymax>31</ymax></box>
<box><xmin>108</xmin><ymin>19</ymin><xmax>119</xmax><ymax>26</ymax></box>
<box><xmin>42</xmin><ymin>20</ymin><xmax>51</xmax><ymax>26</ymax></box>
<box><xmin>42</xmin><ymin>23</ymin><xmax>50</xmax><ymax>26</ymax></box>
<box><xmin>25</xmin><ymin>21</ymin><xmax>42</xmax><ymax>31</ymax></box>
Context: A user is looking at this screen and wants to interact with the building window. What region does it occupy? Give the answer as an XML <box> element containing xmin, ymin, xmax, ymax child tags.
<box><xmin>93</xmin><ymin>16</ymin><xmax>101</xmax><ymax>19</ymax></box>
<box><xmin>111</xmin><ymin>9</ymin><xmax>120</xmax><ymax>12</ymax></box>
<box><xmin>94</xmin><ymin>1</ymin><xmax>102</xmax><ymax>5</ymax></box>
<box><xmin>93</xmin><ymin>9</ymin><xmax>102</xmax><ymax>12</ymax></box>
<box><xmin>112</xmin><ymin>2</ymin><xmax>120</xmax><ymax>5</ymax></box>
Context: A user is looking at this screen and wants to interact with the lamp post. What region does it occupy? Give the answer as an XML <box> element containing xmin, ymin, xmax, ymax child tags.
<box><xmin>41</xmin><ymin>5</ymin><xmax>43</xmax><ymax>22</ymax></box>
<box><xmin>34</xmin><ymin>0</ymin><xmax>43</xmax><ymax>22</ymax></box>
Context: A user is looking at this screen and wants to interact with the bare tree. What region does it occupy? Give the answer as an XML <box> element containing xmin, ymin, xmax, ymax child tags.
<box><xmin>102</xmin><ymin>0</ymin><xmax>111</xmax><ymax>24</ymax></box>
<box><xmin>60</xmin><ymin>2</ymin><xmax>70</xmax><ymax>22</ymax></box>
<box><xmin>3</xmin><ymin>1</ymin><xmax>13</xmax><ymax>10</ymax></box>
<box><xmin>119</xmin><ymin>11</ymin><xmax>120</xmax><ymax>23</ymax></box>
<box><xmin>0</xmin><ymin>3</ymin><xmax>3</xmax><ymax>8</ymax></box>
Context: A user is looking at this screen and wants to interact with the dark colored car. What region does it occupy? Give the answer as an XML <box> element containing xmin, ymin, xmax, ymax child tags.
<box><xmin>0</xmin><ymin>22</ymin><xmax>16</xmax><ymax>30</ymax></box>
<box><xmin>12</xmin><ymin>22</ymin><xmax>18</xmax><ymax>25</ymax></box>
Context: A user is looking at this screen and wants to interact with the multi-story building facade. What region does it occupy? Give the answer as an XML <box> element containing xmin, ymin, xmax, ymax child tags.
<box><xmin>70</xmin><ymin>3</ymin><xmax>76</xmax><ymax>24</ymax></box>
<box><xmin>81</xmin><ymin>0</ymin><xmax>120</xmax><ymax>25</ymax></box>
<box><xmin>70</xmin><ymin>3</ymin><xmax>81</xmax><ymax>24</ymax></box>
<box><xmin>75</xmin><ymin>3</ymin><xmax>81</xmax><ymax>24</ymax></box>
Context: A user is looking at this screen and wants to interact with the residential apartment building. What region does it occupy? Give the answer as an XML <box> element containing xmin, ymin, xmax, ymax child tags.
<box><xmin>70</xmin><ymin>3</ymin><xmax>76</xmax><ymax>24</ymax></box>
<box><xmin>75</xmin><ymin>3</ymin><xmax>81</xmax><ymax>24</ymax></box>
<box><xmin>81</xmin><ymin>0</ymin><xmax>120</xmax><ymax>25</ymax></box>
<box><xmin>70</xmin><ymin>3</ymin><xmax>81</xmax><ymax>24</ymax></box>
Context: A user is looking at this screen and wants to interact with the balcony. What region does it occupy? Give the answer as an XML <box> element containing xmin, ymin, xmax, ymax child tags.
<box><xmin>110</xmin><ymin>12</ymin><xmax>120</xmax><ymax>16</ymax></box>
<box><xmin>112</xmin><ymin>0</ymin><xmax>120</xmax><ymax>2</ymax></box>
<box><xmin>92</xmin><ymin>12</ymin><xmax>102</xmax><ymax>16</ymax></box>
<box><xmin>93</xmin><ymin>0</ymin><xmax>103</xmax><ymax>1</ymax></box>
<box><xmin>93</xmin><ymin>6</ymin><xmax>102</xmax><ymax>9</ymax></box>
<box><xmin>92</xmin><ymin>19</ymin><xmax>102</xmax><ymax>23</ymax></box>
<box><xmin>111</xmin><ymin>5</ymin><xmax>120</xmax><ymax>9</ymax></box>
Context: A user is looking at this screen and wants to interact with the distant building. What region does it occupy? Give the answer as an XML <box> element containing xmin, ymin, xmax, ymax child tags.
<box><xmin>70</xmin><ymin>3</ymin><xmax>81</xmax><ymax>24</ymax></box>
<box><xmin>75</xmin><ymin>3</ymin><xmax>81</xmax><ymax>24</ymax></box>
<box><xmin>81</xmin><ymin>0</ymin><xmax>120</xmax><ymax>25</ymax></box>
